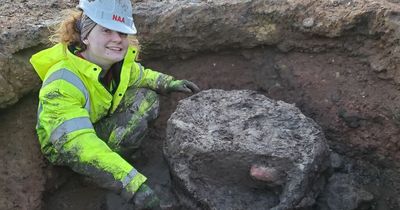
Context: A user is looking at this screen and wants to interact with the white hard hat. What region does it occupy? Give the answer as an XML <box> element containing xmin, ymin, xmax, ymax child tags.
<box><xmin>78</xmin><ymin>0</ymin><xmax>137</xmax><ymax>34</ymax></box>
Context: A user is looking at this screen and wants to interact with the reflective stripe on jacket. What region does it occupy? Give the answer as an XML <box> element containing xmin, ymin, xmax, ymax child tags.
<box><xmin>29</xmin><ymin>43</ymin><xmax>173</xmax><ymax>193</ymax></box>
<box><xmin>30</xmin><ymin>43</ymin><xmax>169</xmax><ymax>156</ymax></box>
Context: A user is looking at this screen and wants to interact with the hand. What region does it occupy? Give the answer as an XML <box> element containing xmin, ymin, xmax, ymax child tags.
<box><xmin>167</xmin><ymin>80</ymin><xmax>200</xmax><ymax>94</ymax></box>
<box><xmin>132</xmin><ymin>184</ymin><xmax>160</xmax><ymax>209</ymax></box>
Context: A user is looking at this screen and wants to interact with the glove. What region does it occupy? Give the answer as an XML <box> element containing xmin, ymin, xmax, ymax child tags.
<box><xmin>132</xmin><ymin>184</ymin><xmax>161</xmax><ymax>210</ymax></box>
<box><xmin>166</xmin><ymin>79</ymin><xmax>200</xmax><ymax>94</ymax></box>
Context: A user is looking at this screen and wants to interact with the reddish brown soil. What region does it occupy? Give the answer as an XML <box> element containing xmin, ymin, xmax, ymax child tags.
<box><xmin>1</xmin><ymin>45</ymin><xmax>399</xmax><ymax>209</ymax></box>
<box><xmin>0</xmin><ymin>94</ymin><xmax>44</xmax><ymax>210</ymax></box>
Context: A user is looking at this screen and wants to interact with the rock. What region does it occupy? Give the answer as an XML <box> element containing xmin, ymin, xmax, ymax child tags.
<box><xmin>0</xmin><ymin>0</ymin><xmax>65</xmax><ymax>109</ymax></box>
<box><xmin>134</xmin><ymin>0</ymin><xmax>382</xmax><ymax>55</ymax></box>
<box><xmin>0</xmin><ymin>48</ymin><xmax>42</xmax><ymax>108</ymax></box>
<box><xmin>164</xmin><ymin>89</ymin><xmax>330</xmax><ymax>210</ymax></box>
<box><xmin>303</xmin><ymin>17</ymin><xmax>315</xmax><ymax>28</ymax></box>
<box><xmin>316</xmin><ymin>173</ymin><xmax>374</xmax><ymax>210</ymax></box>
<box><xmin>101</xmin><ymin>192</ymin><xmax>132</xmax><ymax>210</ymax></box>
<box><xmin>329</xmin><ymin>0</ymin><xmax>353</xmax><ymax>6</ymax></box>
<box><xmin>330</xmin><ymin>152</ymin><xmax>344</xmax><ymax>170</ymax></box>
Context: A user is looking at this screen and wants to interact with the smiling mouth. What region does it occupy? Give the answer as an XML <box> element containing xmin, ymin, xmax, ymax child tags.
<box><xmin>106</xmin><ymin>46</ymin><xmax>122</xmax><ymax>51</ymax></box>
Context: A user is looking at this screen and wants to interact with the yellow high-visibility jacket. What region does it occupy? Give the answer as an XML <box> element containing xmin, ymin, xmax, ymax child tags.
<box><xmin>30</xmin><ymin>43</ymin><xmax>170</xmax><ymax>194</ymax></box>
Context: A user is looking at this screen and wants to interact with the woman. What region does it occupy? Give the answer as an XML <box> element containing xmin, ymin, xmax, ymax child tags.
<box><xmin>30</xmin><ymin>0</ymin><xmax>199</xmax><ymax>209</ymax></box>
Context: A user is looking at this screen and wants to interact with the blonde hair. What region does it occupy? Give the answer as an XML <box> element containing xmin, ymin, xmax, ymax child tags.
<box><xmin>49</xmin><ymin>9</ymin><xmax>84</xmax><ymax>49</ymax></box>
<box><xmin>49</xmin><ymin>9</ymin><xmax>140</xmax><ymax>52</ymax></box>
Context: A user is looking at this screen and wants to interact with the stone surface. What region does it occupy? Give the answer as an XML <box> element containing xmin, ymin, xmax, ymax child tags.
<box><xmin>164</xmin><ymin>89</ymin><xmax>330</xmax><ymax>210</ymax></box>
<box><xmin>133</xmin><ymin>0</ymin><xmax>394</xmax><ymax>55</ymax></box>
<box><xmin>0</xmin><ymin>0</ymin><xmax>75</xmax><ymax>108</ymax></box>
<box><xmin>1</xmin><ymin>0</ymin><xmax>400</xmax><ymax>108</ymax></box>
<box><xmin>316</xmin><ymin>173</ymin><xmax>374</xmax><ymax>210</ymax></box>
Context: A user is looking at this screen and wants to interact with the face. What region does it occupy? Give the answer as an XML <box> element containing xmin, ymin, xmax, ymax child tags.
<box><xmin>82</xmin><ymin>25</ymin><xmax>129</xmax><ymax>69</ymax></box>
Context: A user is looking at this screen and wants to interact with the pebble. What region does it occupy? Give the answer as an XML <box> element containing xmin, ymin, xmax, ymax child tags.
<box><xmin>302</xmin><ymin>17</ymin><xmax>315</xmax><ymax>28</ymax></box>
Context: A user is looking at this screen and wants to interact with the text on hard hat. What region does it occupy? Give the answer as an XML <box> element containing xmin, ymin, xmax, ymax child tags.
<box><xmin>112</xmin><ymin>15</ymin><xmax>125</xmax><ymax>23</ymax></box>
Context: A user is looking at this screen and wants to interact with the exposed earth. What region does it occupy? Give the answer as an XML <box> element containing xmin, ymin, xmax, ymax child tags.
<box><xmin>1</xmin><ymin>0</ymin><xmax>400</xmax><ymax>210</ymax></box>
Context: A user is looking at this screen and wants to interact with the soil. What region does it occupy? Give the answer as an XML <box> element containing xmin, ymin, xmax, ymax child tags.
<box><xmin>0</xmin><ymin>94</ymin><xmax>44</xmax><ymax>210</ymax></box>
<box><xmin>2</xmin><ymin>46</ymin><xmax>399</xmax><ymax>209</ymax></box>
<box><xmin>1</xmin><ymin>0</ymin><xmax>400</xmax><ymax>210</ymax></box>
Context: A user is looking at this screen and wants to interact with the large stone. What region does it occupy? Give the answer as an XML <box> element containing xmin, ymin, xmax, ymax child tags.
<box><xmin>165</xmin><ymin>89</ymin><xmax>330</xmax><ymax>210</ymax></box>
<box><xmin>0</xmin><ymin>0</ymin><xmax>75</xmax><ymax>108</ymax></box>
<box><xmin>1</xmin><ymin>0</ymin><xmax>400</xmax><ymax>108</ymax></box>
<box><xmin>0</xmin><ymin>47</ymin><xmax>43</xmax><ymax>108</ymax></box>
<box><xmin>133</xmin><ymin>0</ymin><xmax>386</xmax><ymax>55</ymax></box>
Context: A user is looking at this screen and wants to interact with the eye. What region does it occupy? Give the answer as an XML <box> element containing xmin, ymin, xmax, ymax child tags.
<box><xmin>118</xmin><ymin>32</ymin><xmax>128</xmax><ymax>38</ymax></box>
<box><xmin>101</xmin><ymin>27</ymin><xmax>112</xmax><ymax>34</ymax></box>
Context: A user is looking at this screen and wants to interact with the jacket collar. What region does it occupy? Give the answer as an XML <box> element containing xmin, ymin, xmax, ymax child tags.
<box><xmin>30</xmin><ymin>43</ymin><xmax>137</xmax><ymax>81</ymax></box>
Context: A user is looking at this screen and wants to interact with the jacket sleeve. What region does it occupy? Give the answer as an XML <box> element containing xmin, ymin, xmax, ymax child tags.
<box><xmin>37</xmin><ymin>78</ymin><xmax>147</xmax><ymax>194</ymax></box>
<box><xmin>36</xmin><ymin>78</ymin><xmax>95</xmax><ymax>156</ymax></box>
<box><xmin>128</xmin><ymin>62</ymin><xmax>175</xmax><ymax>93</ymax></box>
